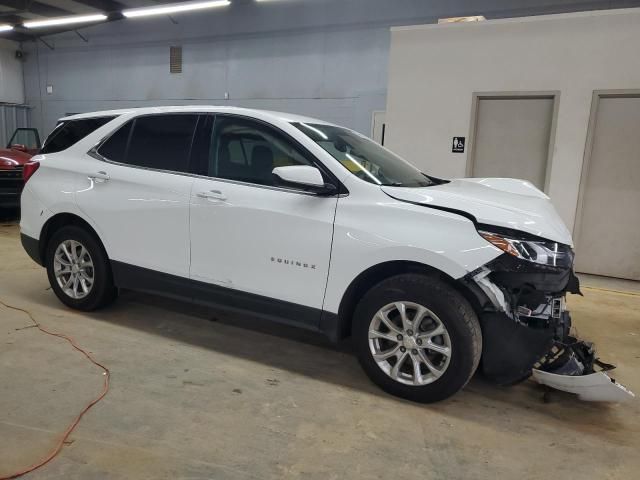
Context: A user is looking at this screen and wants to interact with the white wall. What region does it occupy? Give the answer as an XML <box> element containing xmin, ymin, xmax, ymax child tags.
<box><xmin>0</xmin><ymin>39</ymin><xmax>24</xmax><ymax>104</ymax></box>
<box><xmin>385</xmin><ymin>8</ymin><xmax>640</xmax><ymax>230</ymax></box>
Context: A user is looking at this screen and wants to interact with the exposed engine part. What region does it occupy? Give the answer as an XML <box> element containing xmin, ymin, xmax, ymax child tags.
<box><xmin>521</xmin><ymin>296</ymin><xmax>563</xmax><ymax>320</ymax></box>
<box><xmin>536</xmin><ymin>336</ymin><xmax>595</xmax><ymax>375</ymax></box>
<box><xmin>472</xmin><ymin>266</ymin><xmax>569</xmax><ymax>330</ymax></box>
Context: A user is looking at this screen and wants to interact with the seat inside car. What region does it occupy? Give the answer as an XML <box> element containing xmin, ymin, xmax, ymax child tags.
<box><xmin>216</xmin><ymin>142</ymin><xmax>235</xmax><ymax>178</ymax></box>
<box><xmin>251</xmin><ymin>145</ymin><xmax>274</xmax><ymax>185</ymax></box>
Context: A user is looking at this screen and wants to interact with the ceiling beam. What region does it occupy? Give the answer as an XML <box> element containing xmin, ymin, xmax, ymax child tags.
<box><xmin>67</xmin><ymin>0</ymin><xmax>127</xmax><ymax>12</ymax></box>
<box><xmin>0</xmin><ymin>13</ymin><xmax>26</xmax><ymax>23</ymax></box>
<box><xmin>0</xmin><ymin>1</ymin><xmax>73</xmax><ymax>17</ymax></box>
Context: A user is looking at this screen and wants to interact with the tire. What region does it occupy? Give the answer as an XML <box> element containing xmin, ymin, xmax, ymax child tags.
<box><xmin>353</xmin><ymin>274</ymin><xmax>482</xmax><ymax>403</ymax></box>
<box><xmin>45</xmin><ymin>225</ymin><xmax>117</xmax><ymax>311</ymax></box>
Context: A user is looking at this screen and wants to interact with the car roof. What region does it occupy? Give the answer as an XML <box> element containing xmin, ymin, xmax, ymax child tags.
<box><xmin>59</xmin><ymin>106</ymin><xmax>335</xmax><ymax>126</ymax></box>
<box><xmin>60</xmin><ymin>109</ymin><xmax>134</xmax><ymax>121</ymax></box>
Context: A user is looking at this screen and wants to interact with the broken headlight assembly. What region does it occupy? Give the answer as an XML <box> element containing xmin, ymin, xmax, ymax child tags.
<box><xmin>478</xmin><ymin>229</ymin><xmax>573</xmax><ymax>269</ymax></box>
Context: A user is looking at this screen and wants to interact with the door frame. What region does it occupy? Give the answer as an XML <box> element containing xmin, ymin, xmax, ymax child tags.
<box><xmin>371</xmin><ymin>110</ymin><xmax>386</xmax><ymax>144</ymax></box>
<box><xmin>466</xmin><ymin>91</ymin><xmax>560</xmax><ymax>193</ymax></box>
<box><xmin>572</xmin><ymin>89</ymin><xmax>640</xmax><ymax>250</ymax></box>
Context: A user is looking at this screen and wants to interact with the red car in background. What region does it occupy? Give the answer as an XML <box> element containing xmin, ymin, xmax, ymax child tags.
<box><xmin>0</xmin><ymin>128</ymin><xmax>41</xmax><ymax>208</ymax></box>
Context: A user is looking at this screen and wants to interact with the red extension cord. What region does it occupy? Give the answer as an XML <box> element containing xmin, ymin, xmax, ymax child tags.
<box><xmin>0</xmin><ymin>300</ymin><xmax>110</xmax><ymax>479</ymax></box>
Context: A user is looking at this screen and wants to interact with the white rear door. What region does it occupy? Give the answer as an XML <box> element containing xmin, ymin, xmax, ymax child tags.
<box><xmin>76</xmin><ymin>114</ymin><xmax>201</xmax><ymax>278</ymax></box>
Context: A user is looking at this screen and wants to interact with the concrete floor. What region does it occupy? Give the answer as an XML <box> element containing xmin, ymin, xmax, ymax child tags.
<box><xmin>1</xmin><ymin>215</ymin><xmax>639</xmax><ymax>479</ymax></box>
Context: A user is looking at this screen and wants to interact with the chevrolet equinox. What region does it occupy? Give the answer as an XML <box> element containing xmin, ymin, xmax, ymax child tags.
<box><xmin>19</xmin><ymin>107</ymin><xmax>632</xmax><ymax>403</ymax></box>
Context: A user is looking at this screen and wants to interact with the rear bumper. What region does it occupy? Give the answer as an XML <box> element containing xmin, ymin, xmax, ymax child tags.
<box><xmin>21</xmin><ymin>233</ymin><xmax>43</xmax><ymax>266</ymax></box>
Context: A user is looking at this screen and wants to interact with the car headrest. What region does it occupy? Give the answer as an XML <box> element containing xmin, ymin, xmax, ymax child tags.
<box><xmin>252</xmin><ymin>145</ymin><xmax>274</xmax><ymax>172</ymax></box>
<box><xmin>218</xmin><ymin>143</ymin><xmax>231</xmax><ymax>164</ymax></box>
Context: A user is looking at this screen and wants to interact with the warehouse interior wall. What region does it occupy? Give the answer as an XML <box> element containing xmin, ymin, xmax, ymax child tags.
<box><xmin>385</xmin><ymin>7</ymin><xmax>640</xmax><ymax>231</ymax></box>
<box><xmin>20</xmin><ymin>0</ymin><xmax>640</xmax><ymax>138</ymax></box>
<box><xmin>0</xmin><ymin>38</ymin><xmax>24</xmax><ymax>105</ymax></box>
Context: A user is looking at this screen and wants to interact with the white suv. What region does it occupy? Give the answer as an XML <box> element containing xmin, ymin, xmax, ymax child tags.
<box><xmin>19</xmin><ymin>106</ymin><xmax>620</xmax><ymax>403</ymax></box>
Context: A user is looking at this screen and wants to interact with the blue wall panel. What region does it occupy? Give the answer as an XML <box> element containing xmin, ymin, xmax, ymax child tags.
<box><xmin>21</xmin><ymin>0</ymin><xmax>640</xmax><ymax>136</ymax></box>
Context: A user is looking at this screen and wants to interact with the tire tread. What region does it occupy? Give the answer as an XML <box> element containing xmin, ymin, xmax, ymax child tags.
<box><xmin>353</xmin><ymin>273</ymin><xmax>482</xmax><ymax>402</ymax></box>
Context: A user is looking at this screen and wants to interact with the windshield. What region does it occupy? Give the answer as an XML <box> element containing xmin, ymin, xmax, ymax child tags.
<box><xmin>293</xmin><ymin>122</ymin><xmax>434</xmax><ymax>187</ymax></box>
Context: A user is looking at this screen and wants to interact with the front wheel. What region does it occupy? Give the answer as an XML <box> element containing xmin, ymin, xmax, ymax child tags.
<box><xmin>353</xmin><ymin>274</ymin><xmax>482</xmax><ymax>403</ymax></box>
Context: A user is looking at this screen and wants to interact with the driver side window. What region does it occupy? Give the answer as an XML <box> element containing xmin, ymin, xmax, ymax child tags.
<box><xmin>209</xmin><ymin>116</ymin><xmax>313</xmax><ymax>187</ymax></box>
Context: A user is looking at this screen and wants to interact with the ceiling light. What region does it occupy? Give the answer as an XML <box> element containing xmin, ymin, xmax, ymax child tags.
<box><xmin>0</xmin><ymin>25</ymin><xmax>13</xmax><ymax>32</ymax></box>
<box><xmin>123</xmin><ymin>0</ymin><xmax>230</xmax><ymax>18</ymax></box>
<box><xmin>438</xmin><ymin>16</ymin><xmax>486</xmax><ymax>24</ymax></box>
<box><xmin>24</xmin><ymin>14</ymin><xmax>107</xmax><ymax>29</ymax></box>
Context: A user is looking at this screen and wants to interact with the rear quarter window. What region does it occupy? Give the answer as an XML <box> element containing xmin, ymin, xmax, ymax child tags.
<box><xmin>40</xmin><ymin>116</ymin><xmax>116</xmax><ymax>154</ymax></box>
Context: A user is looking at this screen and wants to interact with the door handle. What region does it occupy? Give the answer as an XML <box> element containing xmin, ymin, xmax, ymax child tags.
<box><xmin>88</xmin><ymin>171</ymin><xmax>110</xmax><ymax>182</ymax></box>
<box><xmin>197</xmin><ymin>189</ymin><xmax>227</xmax><ymax>201</ymax></box>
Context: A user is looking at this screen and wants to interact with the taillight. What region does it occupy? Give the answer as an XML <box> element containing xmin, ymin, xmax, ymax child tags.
<box><xmin>23</xmin><ymin>161</ymin><xmax>40</xmax><ymax>183</ymax></box>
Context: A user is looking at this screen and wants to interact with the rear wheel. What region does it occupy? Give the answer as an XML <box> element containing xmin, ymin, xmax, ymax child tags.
<box><xmin>45</xmin><ymin>226</ymin><xmax>117</xmax><ymax>311</ymax></box>
<box><xmin>353</xmin><ymin>274</ymin><xmax>482</xmax><ymax>403</ymax></box>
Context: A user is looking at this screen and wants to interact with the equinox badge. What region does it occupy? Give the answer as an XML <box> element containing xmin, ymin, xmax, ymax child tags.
<box><xmin>271</xmin><ymin>257</ymin><xmax>316</xmax><ymax>270</ymax></box>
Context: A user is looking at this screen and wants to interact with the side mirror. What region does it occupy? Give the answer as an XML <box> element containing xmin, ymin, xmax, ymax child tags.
<box><xmin>10</xmin><ymin>144</ymin><xmax>28</xmax><ymax>153</ymax></box>
<box><xmin>272</xmin><ymin>165</ymin><xmax>336</xmax><ymax>195</ymax></box>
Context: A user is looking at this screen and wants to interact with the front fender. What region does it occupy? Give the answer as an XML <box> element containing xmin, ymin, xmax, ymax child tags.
<box><xmin>322</xmin><ymin>194</ymin><xmax>501</xmax><ymax>314</ymax></box>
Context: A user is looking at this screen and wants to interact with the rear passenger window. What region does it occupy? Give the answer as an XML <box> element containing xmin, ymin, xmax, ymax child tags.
<box><xmin>98</xmin><ymin>114</ymin><xmax>199</xmax><ymax>173</ymax></box>
<box><xmin>40</xmin><ymin>116</ymin><xmax>115</xmax><ymax>154</ymax></box>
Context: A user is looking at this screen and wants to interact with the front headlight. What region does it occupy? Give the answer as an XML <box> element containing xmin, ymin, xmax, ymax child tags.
<box><xmin>479</xmin><ymin>230</ymin><xmax>573</xmax><ymax>268</ymax></box>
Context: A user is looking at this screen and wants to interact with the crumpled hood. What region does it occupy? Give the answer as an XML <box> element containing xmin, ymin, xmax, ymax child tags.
<box><xmin>381</xmin><ymin>177</ymin><xmax>573</xmax><ymax>245</ymax></box>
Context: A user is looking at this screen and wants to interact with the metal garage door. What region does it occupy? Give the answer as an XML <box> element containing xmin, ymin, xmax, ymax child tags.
<box><xmin>470</xmin><ymin>96</ymin><xmax>556</xmax><ymax>189</ymax></box>
<box><xmin>575</xmin><ymin>94</ymin><xmax>640</xmax><ymax>280</ymax></box>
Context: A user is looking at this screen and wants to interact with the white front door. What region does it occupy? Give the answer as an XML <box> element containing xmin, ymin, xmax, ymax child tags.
<box><xmin>76</xmin><ymin>114</ymin><xmax>201</xmax><ymax>278</ymax></box>
<box><xmin>189</xmin><ymin>115</ymin><xmax>337</xmax><ymax>313</ymax></box>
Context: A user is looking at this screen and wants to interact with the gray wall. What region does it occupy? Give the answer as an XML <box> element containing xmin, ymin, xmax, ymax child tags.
<box><xmin>21</xmin><ymin>0</ymin><xmax>640</xmax><ymax>137</ymax></box>
<box><xmin>0</xmin><ymin>39</ymin><xmax>24</xmax><ymax>104</ymax></box>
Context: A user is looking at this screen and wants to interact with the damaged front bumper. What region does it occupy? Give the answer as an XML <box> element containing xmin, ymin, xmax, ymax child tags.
<box><xmin>532</xmin><ymin>369</ymin><xmax>634</xmax><ymax>402</ymax></box>
<box><xmin>464</xmin><ymin>253</ymin><xmax>634</xmax><ymax>402</ymax></box>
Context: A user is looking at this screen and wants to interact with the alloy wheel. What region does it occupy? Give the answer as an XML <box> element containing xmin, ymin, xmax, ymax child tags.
<box><xmin>53</xmin><ymin>239</ymin><xmax>95</xmax><ymax>300</ymax></box>
<box><xmin>368</xmin><ymin>301</ymin><xmax>452</xmax><ymax>386</ymax></box>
